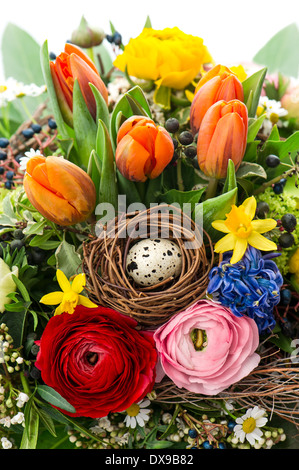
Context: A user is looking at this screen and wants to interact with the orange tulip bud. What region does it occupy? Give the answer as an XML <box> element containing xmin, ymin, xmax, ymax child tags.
<box><xmin>50</xmin><ymin>43</ymin><xmax>108</xmax><ymax>126</ymax></box>
<box><xmin>23</xmin><ymin>156</ymin><xmax>96</xmax><ymax>226</ymax></box>
<box><xmin>115</xmin><ymin>116</ymin><xmax>174</xmax><ymax>182</ymax></box>
<box><xmin>190</xmin><ymin>64</ymin><xmax>244</xmax><ymax>135</ymax></box>
<box><xmin>197</xmin><ymin>99</ymin><xmax>248</xmax><ymax>179</ymax></box>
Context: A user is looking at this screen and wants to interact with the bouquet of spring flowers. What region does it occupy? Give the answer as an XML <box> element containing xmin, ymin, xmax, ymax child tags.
<box><xmin>0</xmin><ymin>15</ymin><xmax>299</xmax><ymax>451</ymax></box>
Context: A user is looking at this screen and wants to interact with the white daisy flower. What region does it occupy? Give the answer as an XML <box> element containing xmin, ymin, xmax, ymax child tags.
<box><xmin>233</xmin><ymin>406</ymin><xmax>268</xmax><ymax>446</ymax></box>
<box><xmin>257</xmin><ymin>96</ymin><xmax>288</xmax><ymax>135</ymax></box>
<box><xmin>123</xmin><ymin>398</ymin><xmax>151</xmax><ymax>429</ymax></box>
<box><xmin>19</xmin><ymin>148</ymin><xmax>43</xmax><ymax>172</ymax></box>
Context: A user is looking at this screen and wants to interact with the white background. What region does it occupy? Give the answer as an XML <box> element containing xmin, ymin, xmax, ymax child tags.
<box><xmin>0</xmin><ymin>0</ymin><xmax>298</xmax><ymax>79</ymax></box>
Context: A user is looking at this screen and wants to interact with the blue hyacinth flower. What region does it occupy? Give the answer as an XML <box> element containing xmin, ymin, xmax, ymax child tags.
<box><xmin>207</xmin><ymin>246</ymin><xmax>283</xmax><ymax>335</ymax></box>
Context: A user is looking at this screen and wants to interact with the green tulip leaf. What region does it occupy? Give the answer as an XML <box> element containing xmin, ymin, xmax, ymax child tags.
<box><xmin>90</xmin><ymin>83</ymin><xmax>110</xmax><ymax>130</ymax></box>
<box><xmin>158</xmin><ymin>187</ymin><xmax>206</xmax><ymax>211</ymax></box>
<box><xmin>87</xmin><ymin>149</ymin><xmax>102</xmax><ymax>201</ymax></box>
<box><xmin>117</xmin><ymin>171</ymin><xmax>142</xmax><ymax>206</ymax></box>
<box><xmin>222</xmin><ymin>160</ymin><xmax>237</xmax><ymax>194</ymax></box>
<box><xmin>242</xmin><ymin>67</ymin><xmax>267</xmax><ymax>118</ymax></box>
<box><xmin>20</xmin><ymin>402</ymin><xmax>39</xmax><ymax>449</ymax></box>
<box><xmin>97</xmin><ymin>119</ymin><xmax>118</xmax><ymax>210</ymax></box>
<box><xmin>247</xmin><ymin>114</ymin><xmax>266</xmax><ymax>142</ymax></box>
<box><xmin>153</xmin><ymin>85</ymin><xmax>171</xmax><ymax>110</ymax></box>
<box><xmin>73</xmin><ymin>79</ymin><xmax>97</xmax><ymax>168</ymax></box>
<box><xmin>193</xmin><ymin>188</ymin><xmax>238</xmax><ymax>242</ymax></box>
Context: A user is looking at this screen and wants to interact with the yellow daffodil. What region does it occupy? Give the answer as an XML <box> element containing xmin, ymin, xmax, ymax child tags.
<box><xmin>212</xmin><ymin>196</ymin><xmax>277</xmax><ymax>264</ymax></box>
<box><xmin>40</xmin><ymin>269</ymin><xmax>97</xmax><ymax>315</ymax></box>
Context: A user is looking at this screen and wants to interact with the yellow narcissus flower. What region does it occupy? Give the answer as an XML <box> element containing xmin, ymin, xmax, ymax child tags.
<box><xmin>212</xmin><ymin>196</ymin><xmax>277</xmax><ymax>264</ymax></box>
<box><xmin>40</xmin><ymin>269</ymin><xmax>97</xmax><ymax>315</ymax></box>
<box><xmin>113</xmin><ymin>27</ymin><xmax>212</xmax><ymax>91</ymax></box>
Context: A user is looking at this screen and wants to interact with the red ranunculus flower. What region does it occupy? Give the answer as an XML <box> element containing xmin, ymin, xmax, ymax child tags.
<box><xmin>35</xmin><ymin>305</ymin><xmax>157</xmax><ymax>418</ymax></box>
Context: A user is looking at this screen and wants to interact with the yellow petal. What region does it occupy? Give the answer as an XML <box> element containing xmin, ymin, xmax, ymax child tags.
<box><xmin>40</xmin><ymin>292</ymin><xmax>64</xmax><ymax>305</ymax></box>
<box><xmin>248</xmin><ymin>231</ymin><xmax>277</xmax><ymax>251</ymax></box>
<box><xmin>230</xmin><ymin>238</ymin><xmax>248</xmax><ymax>264</ymax></box>
<box><xmin>56</xmin><ymin>269</ymin><xmax>71</xmax><ymax>293</ymax></box>
<box><xmin>251</xmin><ymin>218</ymin><xmax>277</xmax><ymax>234</ymax></box>
<box><xmin>54</xmin><ymin>304</ymin><xmax>64</xmax><ymax>316</ymax></box>
<box><xmin>214</xmin><ymin>232</ymin><xmax>236</xmax><ymax>253</ymax></box>
<box><xmin>212</xmin><ymin>220</ymin><xmax>231</xmax><ymax>233</ymax></box>
<box><xmin>242</xmin><ymin>196</ymin><xmax>256</xmax><ymax>220</ymax></box>
<box><xmin>71</xmin><ymin>273</ymin><xmax>86</xmax><ymax>294</ymax></box>
<box><xmin>78</xmin><ymin>295</ymin><xmax>98</xmax><ymax>309</ymax></box>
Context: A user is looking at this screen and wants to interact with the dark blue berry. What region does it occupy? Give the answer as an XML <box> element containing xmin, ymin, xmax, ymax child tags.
<box><xmin>0</xmin><ymin>138</ymin><xmax>9</xmax><ymax>148</ymax></box>
<box><xmin>279</xmin><ymin>232</ymin><xmax>295</xmax><ymax>248</ymax></box>
<box><xmin>280</xmin><ymin>288</ymin><xmax>292</xmax><ymax>306</ymax></box>
<box><xmin>228</xmin><ymin>420</ymin><xmax>235</xmax><ymax>432</ymax></box>
<box><xmin>106</xmin><ymin>34</ymin><xmax>114</xmax><ymax>43</ymax></box>
<box><xmin>0</xmin><ymin>151</ymin><xmax>7</xmax><ymax>161</ymax></box>
<box><xmin>14</xmin><ymin>154</ymin><xmax>24</xmax><ymax>164</ymax></box>
<box><xmin>112</xmin><ymin>32</ymin><xmax>122</xmax><ymax>45</ymax></box>
<box><xmin>281</xmin><ymin>213</ymin><xmax>297</xmax><ymax>232</ymax></box>
<box><xmin>188</xmin><ymin>429</ymin><xmax>198</xmax><ymax>439</ymax></box>
<box><xmin>218</xmin><ymin>442</ymin><xmax>226</xmax><ymax>449</ymax></box>
<box><xmin>10</xmin><ymin>239</ymin><xmax>24</xmax><ymax>252</ymax></box>
<box><xmin>4</xmin><ymin>181</ymin><xmax>12</xmax><ymax>189</ymax></box>
<box><xmin>179</xmin><ymin>131</ymin><xmax>193</xmax><ymax>145</ymax></box>
<box><xmin>22</xmin><ymin>128</ymin><xmax>35</xmax><ymax>139</ymax></box>
<box><xmin>13</xmin><ymin>229</ymin><xmax>24</xmax><ymax>240</ymax></box>
<box><xmin>165</xmin><ymin>118</ymin><xmax>180</xmax><ymax>134</ymax></box>
<box><xmin>0</xmin><ymin>167</ymin><xmax>4</xmax><ymax>175</ymax></box>
<box><xmin>273</xmin><ymin>183</ymin><xmax>284</xmax><ymax>194</ymax></box>
<box><xmin>48</xmin><ymin>118</ymin><xmax>57</xmax><ymax>129</ymax></box>
<box><xmin>6</xmin><ymin>171</ymin><xmax>14</xmax><ymax>180</ymax></box>
<box><xmin>31</xmin><ymin>123</ymin><xmax>42</xmax><ymax>133</ymax></box>
<box><xmin>202</xmin><ymin>440</ymin><xmax>213</xmax><ymax>449</ymax></box>
<box><xmin>256</xmin><ymin>201</ymin><xmax>270</xmax><ymax>218</ymax></box>
<box><xmin>266</xmin><ymin>154</ymin><xmax>280</xmax><ymax>168</ymax></box>
<box><xmin>184</xmin><ymin>146</ymin><xmax>197</xmax><ymax>158</ymax></box>
<box><xmin>280</xmin><ymin>178</ymin><xmax>287</xmax><ymax>186</ymax></box>
<box><xmin>49</xmin><ymin>51</ymin><xmax>56</xmax><ymax>60</ymax></box>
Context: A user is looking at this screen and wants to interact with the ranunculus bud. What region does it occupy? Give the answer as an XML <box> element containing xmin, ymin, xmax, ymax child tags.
<box><xmin>197</xmin><ymin>99</ymin><xmax>248</xmax><ymax>179</ymax></box>
<box><xmin>190</xmin><ymin>64</ymin><xmax>244</xmax><ymax>135</ymax></box>
<box><xmin>115</xmin><ymin>115</ymin><xmax>174</xmax><ymax>182</ymax></box>
<box><xmin>0</xmin><ymin>259</ymin><xmax>18</xmax><ymax>313</ymax></box>
<box><xmin>50</xmin><ymin>43</ymin><xmax>108</xmax><ymax>127</ymax></box>
<box><xmin>70</xmin><ymin>16</ymin><xmax>105</xmax><ymax>49</ymax></box>
<box><xmin>23</xmin><ymin>156</ymin><xmax>96</xmax><ymax>226</ymax></box>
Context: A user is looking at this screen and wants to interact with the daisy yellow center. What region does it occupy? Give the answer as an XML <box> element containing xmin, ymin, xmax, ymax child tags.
<box><xmin>0</xmin><ymin>85</ymin><xmax>7</xmax><ymax>93</ymax></box>
<box><xmin>61</xmin><ymin>291</ymin><xmax>79</xmax><ymax>314</ymax></box>
<box><xmin>225</xmin><ymin>206</ymin><xmax>253</xmax><ymax>239</ymax></box>
<box><xmin>270</xmin><ymin>112</ymin><xmax>279</xmax><ymax>124</ymax></box>
<box><xmin>126</xmin><ymin>403</ymin><xmax>140</xmax><ymax>417</ymax></box>
<box><xmin>242</xmin><ymin>417</ymin><xmax>256</xmax><ymax>434</ymax></box>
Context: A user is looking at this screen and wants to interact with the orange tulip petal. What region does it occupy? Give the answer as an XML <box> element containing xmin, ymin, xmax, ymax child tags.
<box><xmin>23</xmin><ymin>174</ymin><xmax>80</xmax><ymax>225</ymax></box>
<box><xmin>115</xmin><ymin>135</ymin><xmax>151</xmax><ymax>182</ymax></box>
<box><xmin>150</xmin><ymin>127</ymin><xmax>174</xmax><ymax>179</ymax></box>
<box><xmin>117</xmin><ymin>116</ymin><xmax>154</xmax><ymax>143</ymax></box>
<box><xmin>190</xmin><ymin>76</ymin><xmax>222</xmax><ymax>134</ymax></box>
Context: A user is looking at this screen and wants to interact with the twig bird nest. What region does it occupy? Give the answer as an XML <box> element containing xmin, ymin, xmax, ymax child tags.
<box><xmin>83</xmin><ymin>204</ymin><xmax>213</xmax><ymax>327</ymax></box>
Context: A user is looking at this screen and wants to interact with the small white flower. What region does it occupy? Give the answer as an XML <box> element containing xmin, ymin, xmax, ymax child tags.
<box><xmin>17</xmin><ymin>392</ymin><xmax>29</xmax><ymax>404</ymax></box>
<box><xmin>115</xmin><ymin>432</ymin><xmax>130</xmax><ymax>447</ymax></box>
<box><xmin>123</xmin><ymin>399</ymin><xmax>151</xmax><ymax>429</ymax></box>
<box><xmin>0</xmin><ymin>416</ymin><xmax>11</xmax><ymax>428</ymax></box>
<box><xmin>11</xmin><ymin>412</ymin><xmax>24</xmax><ymax>425</ymax></box>
<box><xmin>19</xmin><ymin>148</ymin><xmax>43</xmax><ymax>172</ymax></box>
<box><xmin>1</xmin><ymin>437</ymin><xmax>13</xmax><ymax>449</ymax></box>
<box><xmin>233</xmin><ymin>406</ymin><xmax>268</xmax><ymax>446</ymax></box>
<box><xmin>257</xmin><ymin>96</ymin><xmax>288</xmax><ymax>135</ymax></box>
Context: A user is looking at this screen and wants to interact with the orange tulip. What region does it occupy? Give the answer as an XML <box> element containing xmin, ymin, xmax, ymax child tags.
<box><xmin>115</xmin><ymin>116</ymin><xmax>174</xmax><ymax>182</ymax></box>
<box><xmin>23</xmin><ymin>156</ymin><xmax>96</xmax><ymax>226</ymax></box>
<box><xmin>197</xmin><ymin>99</ymin><xmax>248</xmax><ymax>179</ymax></box>
<box><xmin>50</xmin><ymin>43</ymin><xmax>108</xmax><ymax>127</ymax></box>
<box><xmin>190</xmin><ymin>64</ymin><xmax>244</xmax><ymax>135</ymax></box>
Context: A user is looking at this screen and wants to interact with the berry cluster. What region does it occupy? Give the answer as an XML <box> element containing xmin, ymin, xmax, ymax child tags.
<box><xmin>106</xmin><ymin>31</ymin><xmax>122</xmax><ymax>46</ymax></box>
<box><xmin>164</xmin><ymin>118</ymin><xmax>198</xmax><ymax>169</ymax></box>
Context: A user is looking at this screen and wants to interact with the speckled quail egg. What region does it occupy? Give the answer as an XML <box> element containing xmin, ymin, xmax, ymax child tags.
<box><xmin>126</xmin><ymin>238</ymin><xmax>182</xmax><ymax>287</ymax></box>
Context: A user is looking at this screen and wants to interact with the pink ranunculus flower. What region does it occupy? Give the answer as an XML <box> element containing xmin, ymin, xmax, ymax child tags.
<box><xmin>153</xmin><ymin>299</ymin><xmax>260</xmax><ymax>396</ymax></box>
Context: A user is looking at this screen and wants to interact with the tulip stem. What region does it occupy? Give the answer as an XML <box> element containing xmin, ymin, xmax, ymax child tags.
<box><xmin>177</xmin><ymin>158</ymin><xmax>184</xmax><ymax>191</ymax></box>
<box><xmin>205</xmin><ymin>177</ymin><xmax>218</xmax><ymax>200</ymax></box>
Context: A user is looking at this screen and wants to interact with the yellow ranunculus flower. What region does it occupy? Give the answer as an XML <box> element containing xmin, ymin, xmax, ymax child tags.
<box><xmin>113</xmin><ymin>27</ymin><xmax>213</xmax><ymax>90</ymax></box>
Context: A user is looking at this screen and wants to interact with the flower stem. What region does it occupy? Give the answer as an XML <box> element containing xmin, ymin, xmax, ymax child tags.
<box><xmin>204</xmin><ymin>177</ymin><xmax>218</xmax><ymax>200</ymax></box>
<box><xmin>177</xmin><ymin>158</ymin><xmax>184</xmax><ymax>191</ymax></box>
<box><xmin>253</xmin><ymin>167</ymin><xmax>295</xmax><ymax>196</ymax></box>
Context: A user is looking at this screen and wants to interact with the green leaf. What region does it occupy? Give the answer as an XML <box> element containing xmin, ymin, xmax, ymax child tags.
<box><xmin>20</xmin><ymin>403</ymin><xmax>39</xmax><ymax>449</ymax></box>
<box><xmin>117</xmin><ymin>171</ymin><xmax>142</xmax><ymax>206</ymax></box>
<box><xmin>158</xmin><ymin>187</ymin><xmax>205</xmax><ymax>210</ymax></box>
<box><xmin>55</xmin><ymin>241</ymin><xmax>82</xmax><ymax>279</ymax></box>
<box><xmin>97</xmin><ymin>119</ymin><xmax>118</xmax><ymax>210</ymax></box>
<box><xmin>23</xmin><ymin>219</ymin><xmax>47</xmax><ymax>236</ymax></box>
<box><xmin>87</xmin><ymin>149</ymin><xmax>102</xmax><ymax>202</ymax></box>
<box><xmin>153</xmin><ymin>85</ymin><xmax>171</xmax><ymax>110</ymax></box>
<box><xmin>253</xmin><ymin>23</ymin><xmax>299</xmax><ymax>77</ymax></box>
<box><xmin>11</xmin><ymin>274</ymin><xmax>30</xmax><ymax>302</ymax></box>
<box><xmin>247</xmin><ymin>114</ymin><xmax>266</xmax><ymax>142</ymax></box>
<box><xmin>0</xmin><ymin>310</ymin><xmax>27</xmax><ymax>348</ymax></box>
<box><xmin>36</xmin><ymin>385</ymin><xmax>76</xmax><ymax>414</ymax></box>
<box><xmin>90</xmin><ymin>83</ymin><xmax>110</xmax><ymax>130</ymax></box>
<box><xmin>144</xmin><ymin>15</ymin><xmax>152</xmax><ymax>28</ymax></box>
<box><xmin>242</xmin><ymin>67</ymin><xmax>267</xmax><ymax>118</ymax></box>
<box><xmin>35</xmin><ymin>407</ymin><xmax>57</xmax><ymax>438</ymax></box>
<box><xmin>222</xmin><ymin>159</ymin><xmax>237</xmax><ymax>194</ymax></box>
<box><xmin>72</xmin><ymin>79</ymin><xmax>97</xmax><ymax>168</ymax></box>
<box><xmin>194</xmin><ymin>188</ymin><xmax>238</xmax><ymax>242</ymax></box>
<box><xmin>236</xmin><ymin>161</ymin><xmax>267</xmax><ymax>179</ymax></box>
